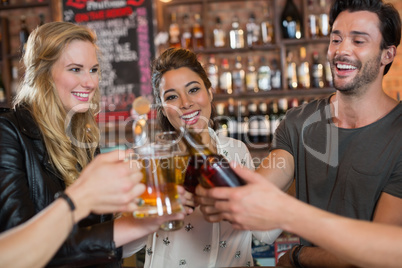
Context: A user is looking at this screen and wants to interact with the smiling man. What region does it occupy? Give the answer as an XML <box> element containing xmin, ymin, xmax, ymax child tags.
<box><xmin>195</xmin><ymin>0</ymin><xmax>402</xmax><ymax>267</ymax></box>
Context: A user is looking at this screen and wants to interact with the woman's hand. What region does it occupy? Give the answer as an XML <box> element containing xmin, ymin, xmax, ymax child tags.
<box><xmin>177</xmin><ymin>186</ymin><xmax>197</xmax><ymax>214</ymax></box>
<box><xmin>66</xmin><ymin>149</ymin><xmax>146</xmax><ymax>221</ymax></box>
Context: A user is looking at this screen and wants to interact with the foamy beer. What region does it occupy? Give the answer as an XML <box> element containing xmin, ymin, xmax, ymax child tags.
<box><xmin>156</xmin><ymin>131</ymin><xmax>190</xmax><ymax>231</ymax></box>
<box><xmin>132</xmin><ymin>143</ymin><xmax>184</xmax><ymax>218</ymax></box>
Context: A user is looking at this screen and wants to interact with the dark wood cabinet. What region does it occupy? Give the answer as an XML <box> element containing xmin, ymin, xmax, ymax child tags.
<box><xmin>0</xmin><ymin>0</ymin><xmax>61</xmax><ymax>107</ymax></box>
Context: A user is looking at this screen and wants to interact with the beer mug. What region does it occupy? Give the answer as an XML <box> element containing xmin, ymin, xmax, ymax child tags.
<box><xmin>132</xmin><ymin>141</ymin><xmax>184</xmax><ymax>219</ymax></box>
<box><xmin>156</xmin><ymin>131</ymin><xmax>190</xmax><ymax>231</ymax></box>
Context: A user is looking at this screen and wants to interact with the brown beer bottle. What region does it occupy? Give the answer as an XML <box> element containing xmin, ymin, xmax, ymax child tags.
<box><xmin>180</xmin><ymin>127</ymin><xmax>246</xmax><ymax>190</ymax></box>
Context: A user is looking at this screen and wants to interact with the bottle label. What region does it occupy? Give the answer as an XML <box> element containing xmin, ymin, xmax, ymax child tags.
<box><xmin>249</xmin><ymin>119</ymin><xmax>259</xmax><ymax>136</ymax></box>
<box><xmin>259</xmin><ymin>118</ymin><xmax>270</xmax><ymax>135</ymax></box>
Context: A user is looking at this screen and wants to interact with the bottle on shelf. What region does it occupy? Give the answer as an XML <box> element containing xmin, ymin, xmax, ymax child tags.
<box><xmin>286</xmin><ymin>51</ymin><xmax>298</xmax><ymax>89</ymax></box>
<box><xmin>324</xmin><ymin>60</ymin><xmax>334</xmax><ymax>87</ymax></box>
<box><xmin>318</xmin><ymin>0</ymin><xmax>330</xmax><ymax>37</ymax></box>
<box><xmin>1</xmin><ymin>0</ymin><xmax>9</xmax><ymax>6</ymax></box>
<box><xmin>19</xmin><ymin>15</ymin><xmax>30</xmax><ymax>54</ymax></box>
<box><xmin>271</xmin><ymin>59</ymin><xmax>282</xmax><ymax>90</ymax></box>
<box><xmin>39</xmin><ymin>13</ymin><xmax>46</xmax><ymax>27</ymax></box>
<box><xmin>169</xmin><ymin>13</ymin><xmax>181</xmax><ymax>48</ymax></box>
<box><xmin>179</xmin><ymin>127</ymin><xmax>246</xmax><ymax>189</ymax></box>
<box><xmin>245</xmin><ymin>56</ymin><xmax>258</xmax><ymax>93</ymax></box>
<box><xmin>278</xmin><ymin>98</ymin><xmax>288</xmax><ymax>121</ymax></box>
<box><xmin>280</xmin><ymin>0</ymin><xmax>303</xmax><ymax>39</ymax></box>
<box><xmin>215</xmin><ymin>103</ymin><xmax>229</xmax><ymax>138</ymax></box>
<box><xmin>246</xmin><ymin>13</ymin><xmax>260</xmax><ymax>47</ymax></box>
<box><xmin>0</xmin><ymin>71</ymin><xmax>5</xmax><ymax>104</ymax></box>
<box><xmin>308</xmin><ymin>14</ymin><xmax>318</xmax><ymax>39</ymax></box>
<box><xmin>213</xmin><ymin>16</ymin><xmax>226</xmax><ymax>48</ymax></box>
<box><xmin>238</xmin><ymin>103</ymin><xmax>249</xmax><ymax>143</ymax></box>
<box><xmin>311</xmin><ymin>51</ymin><xmax>325</xmax><ymax>88</ymax></box>
<box><xmin>298</xmin><ymin>47</ymin><xmax>311</xmax><ymax>89</ymax></box>
<box><xmin>232</xmin><ymin>56</ymin><xmax>245</xmax><ymax>94</ymax></box>
<box><xmin>229</xmin><ymin>15</ymin><xmax>244</xmax><ymax>49</ymax></box>
<box><xmin>257</xmin><ymin>56</ymin><xmax>272</xmax><ymax>91</ymax></box>
<box><xmin>0</xmin><ymin>31</ymin><xmax>2</xmax><ymax>61</ymax></box>
<box><xmin>11</xmin><ymin>65</ymin><xmax>19</xmax><ymax>96</ymax></box>
<box><xmin>261</xmin><ymin>6</ymin><xmax>275</xmax><ymax>44</ymax></box>
<box><xmin>181</xmin><ymin>14</ymin><xmax>192</xmax><ymax>49</ymax></box>
<box><xmin>258</xmin><ymin>102</ymin><xmax>270</xmax><ymax>144</ymax></box>
<box><xmin>227</xmin><ymin>100</ymin><xmax>238</xmax><ymax>140</ymax></box>
<box><xmin>319</xmin><ymin>13</ymin><xmax>329</xmax><ymax>37</ymax></box>
<box><xmin>247</xmin><ymin>102</ymin><xmax>259</xmax><ymax>144</ymax></box>
<box><xmin>192</xmin><ymin>13</ymin><xmax>205</xmax><ymax>50</ymax></box>
<box><xmin>288</xmin><ymin>97</ymin><xmax>299</xmax><ymax>110</ymax></box>
<box><xmin>268</xmin><ymin>100</ymin><xmax>280</xmax><ymax>142</ymax></box>
<box><xmin>219</xmin><ymin>58</ymin><xmax>232</xmax><ymax>94</ymax></box>
<box><xmin>206</xmin><ymin>55</ymin><xmax>219</xmax><ymax>93</ymax></box>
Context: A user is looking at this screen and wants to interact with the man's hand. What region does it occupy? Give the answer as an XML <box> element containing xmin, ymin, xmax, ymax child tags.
<box><xmin>195</xmin><ymin>163</ymin><xmax>292</xmax><ymax>231</ymax></box>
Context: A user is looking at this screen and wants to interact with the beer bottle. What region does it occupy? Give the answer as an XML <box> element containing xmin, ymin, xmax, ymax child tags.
<box><xmin>180</xmin><ymin>127</ymin><xmax>246</xmax><ymax>189</ymax></box>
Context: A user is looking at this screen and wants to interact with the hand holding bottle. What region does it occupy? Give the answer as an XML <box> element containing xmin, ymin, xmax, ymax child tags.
<box><xmin>180</xmin><ymin>127</ymin><xmax>246</xmax><ymax>189</ymax></box>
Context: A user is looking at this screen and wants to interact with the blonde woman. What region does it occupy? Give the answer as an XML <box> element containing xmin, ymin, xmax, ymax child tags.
<box><xmin>0</xmin><ymin>22</ymin><xmax>183</xmax><ymax>267</ymax></box>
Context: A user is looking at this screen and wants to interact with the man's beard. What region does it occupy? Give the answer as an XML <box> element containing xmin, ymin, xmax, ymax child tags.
<box><xmin>333</xmin><ymin>53</ymin><xmax>381</xmax><ymax>96</ymax></box>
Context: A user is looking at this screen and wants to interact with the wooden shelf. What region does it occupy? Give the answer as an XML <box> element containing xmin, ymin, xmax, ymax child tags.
<box><xmin>213</xmin><ymin>88</ymin><xmax>335</xmax><ymax>102</ymax></box>
<box><xmin>0</xmin><ymin>0</ymin><xmax>56</xmax><ymax>108</ymax></box>
<box><xmin>0</xmin><ymin>1</ymin><xmax>49</xmax><ymax>10</ymax></box>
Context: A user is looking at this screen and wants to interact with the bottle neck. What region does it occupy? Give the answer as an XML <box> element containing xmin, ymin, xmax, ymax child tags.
<box><xmin>180</xmin><ymin>127</ymin><xmax>214</xmax><ymax>158</ymax></box>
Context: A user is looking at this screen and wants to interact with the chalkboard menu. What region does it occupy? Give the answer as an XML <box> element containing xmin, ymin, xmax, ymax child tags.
<box><xmin>63</xmin><ymin>0</ymin><xmax>155</xmax><ymax>121</ymax></box>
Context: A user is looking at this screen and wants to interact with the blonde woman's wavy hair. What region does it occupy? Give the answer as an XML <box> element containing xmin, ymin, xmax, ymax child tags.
<box><xmin>13</xmin><ymin>21</ymin><xmax>101</xmax><ymax>186</ymax></box>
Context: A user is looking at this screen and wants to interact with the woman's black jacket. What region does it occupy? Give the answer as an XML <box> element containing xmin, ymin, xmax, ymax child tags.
<box><xmin>0</xmin><ymin>106</ymin><xmax>123</xmax><ymax>267</ymax></box>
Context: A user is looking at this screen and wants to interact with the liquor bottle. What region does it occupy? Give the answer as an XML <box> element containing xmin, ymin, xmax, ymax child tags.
<box><xmin>192</xmin><ymin>13</ymin><xmax>205</xmax><ymax>49</ymax></box>
<box><xmin>278</xmin><ymin>98</ymin><xmax>288</xmax><ymax>122</ymax></box>
<box><xmin>227</xmin><ymin>100</ymin><xmax>238</xmax><ymax>140</ymax></box>
<box><xmin>246</xmin><ymin>56</ymin><xmax>258</xmax><ymax>93</ymax></box>
<box><xmin>1</xmin><ymin>0</ymin><xmax>9</xmax><ymax>6</ymax></box>
<box><xmin>39</xmin><ymin>13</ymin><xmax>45</xmax><ymax>26</ymax></box>
<box><xmin>311</xmin><ymin>51</ymin><xmax>324</xmax><ymax>88</ymax></box>
<box><xmin>0</xmin><ymin>71</ymin><xmax>5</xmax><ymax>103</ymax></box>
<box><xmin>280</xmin><ymin>0</ymin><xmax>303</xmax><ymax>39</ymax></box>
<box><xmin>169</xmin><ymin>13</ymin><xmax>181</xmax><ymax>48</ymax></box>
<box><xmin>180</xmin><ymin>127</ymin><xmax>246</xmax><ymax>188</ymax></box>
<box><xmin>261</xmin><ymin>7</ymin><xmax>274</xmax><ymax>44</ymax></box>
<box><xmin>286</xmin><ymin>51</ymin><xmax>298</xmax><ymax>89</ymax></box>
<box><xmin>318</xmin><ymin>0</ymin><xmax>329</xmax><ymax>37</ymax></box>
<box><xmin>229</xmin><ymin>15</ymin><xmax>244</xmax><ymax>49</ymax></box>
<box><xmin>0</xmin><ymin>31</ymin><xmax>2</xmax><ymax>61</ymax></box>
<box><xmin>325</xmin><ymin>60</ymin><xmax>333</xmax><ymax>87</ymax></box>
<box><xmin>213</xmin><ymin>16</ymin><xmax>226</xmax><ymax>48</ymax></box>
<box><xmin>215</xmin><ymin>103</ymin><xmax>229</xmax><ymax>138</ymax></box>
<box><xmin>238</xmin><ymin>103</ymin><xmax>249</xmax><ymax>143</ymax></box>
<box><xmin>232</xmin><ymin>56</ymin><xmax>245</xmax><ymax>94</ymax></box>
<box><xmin>298</xmin><ymin>47</ymin><xmax>311</xmax><ymax>89</ymax></box>
<box><xmin>271</xmin><ymin>59</ymin><xmax>282</xmax><ymax>89</ymax></box>
<box><xmin>308</xmin><ymin>14</ymin><xmax>318</xmax><ymax>39</ymax></box>
<box><xmin>246</xmin><ymin>13</ymin><xmax>259</xmax><ymax>47</ymax></box>
<box><xmin>288</xmin><ymin>98</ymin><xmax>299</xmax><ymax>110</ymax></box>
<box><xmin>258</xmin><ymin>102</ymin><xmax>270</xmax><ymax>144</ymax></box>
<box><xmin>181</xmin><ymin>14</ymin><xmax>192</xmax><ymax>49</ymax></box>
<box><xmin>219</xmin><ymin>58</ymin><xmax>232</xmax><ymax>94</ymax></box>
<box><xmin>268</xmin><ymin>101</ymin><xmax>280</xmax><ymax>142</ymax></box>
<box><xmin>11</xmin><ymin>66</ymin><xmax>19</xmax><ymax>96</ymax></box>
<box><xmin>248</xmin><ymin>102</ymin><xmax>259</xmax><ymax>143</ymax></box>
<box><xmin>20</xmin><ymin>16</ymin><xmax>30</xmax><ymax>53</ymax></box>
<box><xmin>206</xmin><ymin>55</ymin><xmax>219</xmax><ymax>93</ymax></box>
<box><xmin>257</xmin><ymin>56</ymin><xmax>272</xmax><ymax>91</ymax></box>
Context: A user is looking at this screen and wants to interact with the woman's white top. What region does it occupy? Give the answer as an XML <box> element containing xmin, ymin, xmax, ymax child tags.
<box><xmin>123</xmin><ymin>128</ymin><xmax>282</xmax><ymax>267</ymax></box>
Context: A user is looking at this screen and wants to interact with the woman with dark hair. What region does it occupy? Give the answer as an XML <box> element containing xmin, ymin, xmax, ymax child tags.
<box><xmin>135</xmin><ymin>48</ymin><xmax>282</xmax><ymax>267</ymax></box>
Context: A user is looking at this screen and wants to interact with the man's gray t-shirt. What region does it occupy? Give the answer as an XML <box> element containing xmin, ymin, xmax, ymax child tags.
<box><xmin>272</xmin><ymin>96</ymin><xmax>402</xmax><ymax>225</ymax></box>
